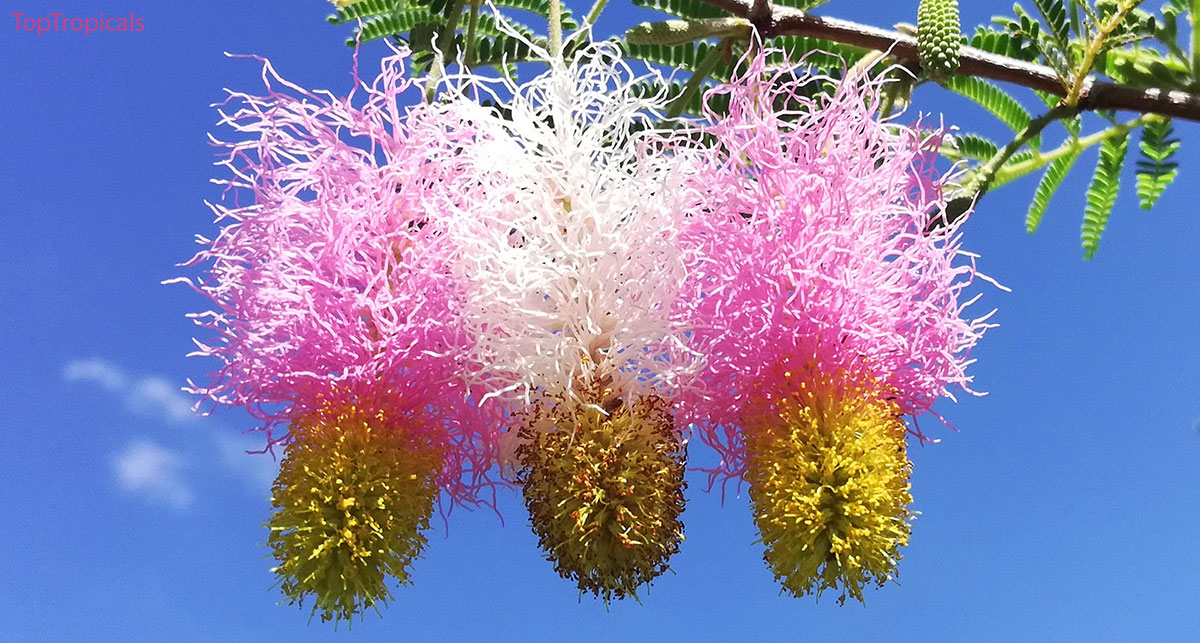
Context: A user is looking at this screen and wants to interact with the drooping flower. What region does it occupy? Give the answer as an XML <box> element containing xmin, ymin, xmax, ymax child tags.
<box><xmin>267</xmin><ymin>382</ymin><xmax>445</xmax><ymax>623</ymax></box>
<box><xmin>418</xmin><ymin>40</ymin><xmax>705</xmax><ymax>600</ymax></box>
<box><xmin>171</xmin><ymin>48</ymin><xmax>502</xmax><ymax>621</ymax></box>
<box><xmin>678</xmin><ymin>51</ymin><xmax>992</xmax><ymax>602</ymax></box>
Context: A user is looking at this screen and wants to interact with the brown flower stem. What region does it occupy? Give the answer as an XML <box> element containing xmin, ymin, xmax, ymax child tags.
<box><xmin>691</xmin><ymin>0</ymin><xmax>1200</xmax><ymax>122</ymax></box>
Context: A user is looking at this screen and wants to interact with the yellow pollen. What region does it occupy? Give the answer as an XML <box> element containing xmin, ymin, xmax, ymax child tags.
<box><xmin>266</xmin><ymin>395</ymin><xmax>444</xmax><ymax>623</ymax></box>
<box><xmin>744</xmin><ymin>370</ymin><xmax>913</xmax><ymax>605</ymax></box>
<box><xmin>515</xmin><ymin>384</ymin><xmax>686</xmax><ymax>602</ymax></box>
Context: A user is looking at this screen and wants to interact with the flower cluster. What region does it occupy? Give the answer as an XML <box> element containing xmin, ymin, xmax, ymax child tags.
<box><xmin>410</xmin><ymin>44</ymin><xmax>707</xmax><ymax>597</ymax></box>
<box><xmin>173</xmin><ymin>49</ymin><xmax>502</xmax><ymax>621</ymax></box>
<box><xmin>678</xmin><ymin>51</ymin><xmax>990</xmax><ymax>600</ymax></box>
<box><xmin>178</xmin><ymin>36</ymin><xmax>989</xmax><ymax>620</ymax></box>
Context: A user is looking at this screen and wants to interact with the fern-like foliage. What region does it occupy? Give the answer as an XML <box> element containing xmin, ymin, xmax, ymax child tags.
<box><xmin>351</xmin><ymin>11</ymin><xmax>442</xmax><ymax>46</ymax></box>
<box><xmin>769</xmin><ymin>36</ymin><xmax>870</xmax><ymax>71</ymax></box>
<box><xmin>944</xmin><ymin>76</ymin><xmax>1033</xmax><ymax>132</ymax></box>
<box><xmin>951</xmin><ymin>133</ymin><xmax>999</xmax><ymax>162</ymax></box>
<box><xmin>493</xmin><ymin>0</ymin><xmax>576</xmax><ymax>31</ymax></box>
<box><xmin>773</xmin><ymin>0</ymin><xmax>834</xmax><ymax>10</ymax></box>
<box><xmin>328</xmin><ymin>0</ymin><xmax>405</xmax><ymax>25</ymax></box>
<box><xmin>1135</xmin><ymin>117</ymin><xmax>1180</xmax><ymax>210</ymax></box>
<box><xmin>1026</xmin><ymin>148</ymin><xmax>1081</xmax><ymax>233</ymax></box>
<box><xmin>621</xmin><ymin>41</ymin><xmax>734</xmax><ymax>80</ymax></box>
<box><xmin>327</xmin><ymin>0</ymin><xmax>573</xmax><ymax>83</ymax></box>
<box><xmin>629</xmin><ymin>0</ymin><xmax>729</xmax><ymax>20</ymax></box>
<box><xmin>1031</xmin><ymin>0</ymin><xmax>1069</xmax><ymax>50</ymax></box>
<box><xmin>969</xmin><ymin>26</ymin><xmax>1039</xmax><ymax>61</ymax></box>
<box><xmin>1081</xmin><ymin>132</ymin><xmax>1129</xmax><ymax>259</ymax></box>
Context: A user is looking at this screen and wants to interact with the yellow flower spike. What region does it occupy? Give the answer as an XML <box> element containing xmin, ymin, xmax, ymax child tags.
<box><xmin>515</xmin><ymin>385</ymin><xmax>686</xmax><ymax>602</ymax></box>
<box><xmin>744</xmin><ymin>372</ymin><xmax>914</xmax><ymax>605</ymax></box>
<box><xmin>266</xmin><ymin>396</ymin><xmax>444</xmax><ymax>624</ymax></box>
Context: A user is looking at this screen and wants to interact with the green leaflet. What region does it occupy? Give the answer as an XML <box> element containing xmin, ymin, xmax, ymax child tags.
<box><xmin>969</xmin><ymin>27</ymin><xmax>1039</xmax><ymax>61</ymax></box>
<box><xmin>773</xmin><ymin>0</ymin><xmax>835</xmax><ymax>10</ymax></box>
<box><xmin>629</xmin><ymin>0</ymin><xmax>728</xmax><ymax>20</ymax></box>
<box><xmin>770</xmin><ymin>35</ymin><xmax>871</xmax><ymax>70</ymax></box>
<box><xmin>951</xmin><ymin>133</ymin><xmax>999</xmax><ymax>162</ymax></box>
<box><xmin>328</xmin><ymin>0</ymin><xmax>405</xmax><ymax>25</ymax></box>
<box><xmin>1135</xmin><ymin>117</ymin><xmax>1180</xmax><ymax>210</ymax></box>
<box><xmin>621</xmin><ymin>41</ymin><xmax>735</xmax><ymax>81</ymax></box>
<box><xmin>1031</xmin><ymin>0</ymin><xmax>1069</xmax><ymax>50</ymax></box>
<box><xmin>492</xmin><ymin>0</ymin><xmax>577</xmax><ymax>31</ymax></box>
<box><xmin>1082</xmin><ymin>132</ymin><xmax>1130</xmax><ymax>259</ymax></box>
<box><xmin>470</xmin><ymin>34</ymin><xmax>537</xmax><ymax>69</ymax></box>
<box><xmin>625</xmin><ymin>19</ymin><xmax>750</xmax><ymax>47</ymax></box>
<box><xmin>945</xmin><ymin>76</ymin><xmax>1033</xmax><ymax>132</ymax></box>
<box><xmin>349</xmin><ymin>11</ymin><xmax>442</xmax><ymax>46</ymax></box>
<box><xmin>1026</xmin><ymin>148</ymin><xmax>1081</xmax><ymax>233</ymax></box>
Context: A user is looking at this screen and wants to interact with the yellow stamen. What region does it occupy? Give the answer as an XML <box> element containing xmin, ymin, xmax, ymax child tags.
<box><xmin>744</xmin><ymin>370</ymin><xmax>913</xmax><ymax>604</ymax></box>
<box><xmin>267</xmin><ymin>397</ymin><xmax>443</xmax><ymax>623</ymax></box>
<box><xmin>515</xmin><ymin>385</ymin><xmax>686</xmax><ymax>602</ymax></box>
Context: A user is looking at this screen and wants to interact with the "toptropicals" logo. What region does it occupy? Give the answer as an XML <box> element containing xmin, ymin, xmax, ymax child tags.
<box><xmin>12</xmin><ymin>12</ymin><xmax>145</xmax><ymax>36</ymax></box>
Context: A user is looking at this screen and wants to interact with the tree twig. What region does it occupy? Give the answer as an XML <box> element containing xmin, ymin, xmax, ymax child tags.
<box><xmin>692</xmin><ymin>0</ymin><xmax>1200</xmax><ymax>122</ymax></box>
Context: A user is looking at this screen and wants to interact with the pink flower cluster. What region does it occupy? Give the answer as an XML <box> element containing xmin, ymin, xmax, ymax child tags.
<box><xmin>170</xmin><ymin>50</ymin><xmax>502</xmax><ymax>503</ymax></box>
<box><xmin>675</xmin><ymin>53</ymin><xmax>992</xmax><ymax>481</ymax></box>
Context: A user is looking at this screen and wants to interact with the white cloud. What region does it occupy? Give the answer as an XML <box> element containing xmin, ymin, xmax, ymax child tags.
<box><xmin>62</xmin><ymin>358</ymin><xmax>127</xmax><ymax>392</ymax></box>
<box><xmin>62</xmin><ymin>359</ymin><xmax>197</xmax><ymax>426</ymax></box>
<box><xmin>66</xmin><ymin>358</ymin><xmax>281</xmax><ymax>504</ymax></box>
<box><xmin>128</xmin><ymin>376</ymin><xmax>197</xmax><ymax>425</ymax></box>
<box><xmin>113</xmin><ymin>440</ymin><xmax>194</xmax><ymax>511</ymax></box>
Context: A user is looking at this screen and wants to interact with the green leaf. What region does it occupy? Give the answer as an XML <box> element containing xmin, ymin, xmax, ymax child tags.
<box><xmin>951</xmin><ymin>133</ymin><xmax>999</xmax><ymax>161</ymax></box>
<box><xmin>1026</xmin><ymin>148</ymin><xmax>1081</xmax><ymax>233</ymax></box>
<box><xmin>469</xmin><ymin>33</ymin><xmax>538</xmax><ymax>69</ymax></box>
<box><xmin>1135</xmin><ymin>117</ymin><xmax>1181</xmax><ymax>209</ymax></box>
<box><xmin>493</xmin><ymin>0</ymin><xmax>577</xmax><ymax>31</ymax></box>
<box><xmin>969</xmin><ymin>26</ymin><xmax>1039</xmax><ymax>61</ymax></box>
<box><xmin>1081</xmin><ymin>132</ymin><xmax>1129</xmax><ymax>259</ymax></box>
<box><xmin>945</xmin><ymin>76</ymin><xmax>1033</xmax><ymax>131</ymax></box>
<box><xmin>1037</xmin><ymin>33</ymin><xmax>1075</xmax><ymax>82</ymax></box>
<box><xmin>626</xmin><ymin>18</ymin><xmax>750</xmax><ymax>47</ymax></box>
<box><xmin>349</xmin><ymin>11</ymin><xmax>443</xmax><ymax>46</ymax></box>
<box><xmin>328</xmin><ymin>0</ymin><xmax>404</xmax><ymax>25</ymax></box>
<box><xmin>470</xmin><ymin>12</ymin><xmax>537</xmax><ymax>40</ymax></box>
<box><xmin>1032</xmin><ymin>0</ymin><xmax>1070</xmax><ymax>50</ymax></box>
<box><xmin>996</xmin><ymin>6</ymin><xmax>1043</xmax><ymax>43</ymax></box>
<box><xmin>622</xmin><ymin>41</ymin><xmax>736</xmax><ymax>81</ymax></box>
<box><xmin>773</xmin><ymin>0</ymin><xmax>834</xmax><ymax>10</ymax></box>
<box><xmin>769</xmin><ymin>35</ymin><xmax>872</xmax><ymax>70</ymax></box>
<box><xmin>629</xmin><ymin>0</ymin><xmax>729</xmax><ymax>20</ymax></box>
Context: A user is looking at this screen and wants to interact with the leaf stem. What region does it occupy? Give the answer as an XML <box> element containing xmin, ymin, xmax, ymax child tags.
<box><xmin>993</xmin><ymin>113</ymin><xmax>1154</xmax><ymax>184</ymax></box>
<box><xmin>965</xmin><ymin>106</ymin><xmax>1079</xmax><ymax>193</ymax></box>
<box><xmin>564</xmin><ymin>0</ymin><xmax>610</xmax><ymax>52</ymax></box>
<box><xmin>666</xmin><ymin>37</ymin><xmax>733</xmax><ymax>119</ymax></box>
<box><xmin>1065</xmin><ymin>1</ymin><xmax>1144</xmax><ymax>106</ymax></box>
<box><xmin>930</xmin><ymin>105</ymin><xmax>1078</xmax><ymax>229</ymax></box>
<box><xmin>1192</xmin><ymin>0</ymin><xmax>1200</xmax><ymax>74</ymax></box>
<box><xmin>465</xmin><ymin>0</ymin><xmax>481</xmax><ymax>69</ymax></box>
<box><xmin>424</xmin><ymin>0</ymin><xmax>469</xmax><ymax>101</ymax></box>
<box><xmin>549</xmin><ymin>0</ymin><xmax>563</xmax><ymax>59</ymax></box>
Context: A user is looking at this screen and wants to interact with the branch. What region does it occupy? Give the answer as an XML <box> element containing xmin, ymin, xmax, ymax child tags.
<box><xmin>695</xmin><ymin>0</ymin><xmax>1200</xmax><ymax>122</ymax></box>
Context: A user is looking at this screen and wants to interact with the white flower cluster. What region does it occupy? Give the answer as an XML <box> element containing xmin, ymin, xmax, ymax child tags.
<box><xmin>424</xmin><ymin>42</ymin><xmax>705</xmax><ymax>408</ymax></box>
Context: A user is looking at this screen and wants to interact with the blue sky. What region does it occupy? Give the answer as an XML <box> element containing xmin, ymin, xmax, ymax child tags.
<box><xmin>2</xmin><ymin>1</ymin><xmax>1198</xmax><ymax>640</ymax></box>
